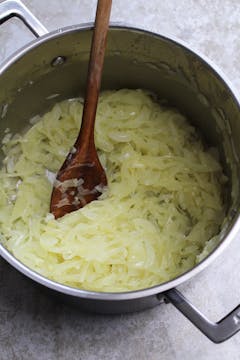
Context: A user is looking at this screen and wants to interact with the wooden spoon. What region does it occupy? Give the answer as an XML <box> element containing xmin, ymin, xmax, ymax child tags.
<box><xmin>50</xmin><ymin>0</ymin><xmax>112</xmax><ymax>219</ymax></box>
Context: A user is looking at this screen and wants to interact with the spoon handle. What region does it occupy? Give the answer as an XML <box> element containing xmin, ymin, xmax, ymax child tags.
<box><xmin>76</xmin><ymin>0</ymin><xmax>112</xmax><ymax>150</ymax></box>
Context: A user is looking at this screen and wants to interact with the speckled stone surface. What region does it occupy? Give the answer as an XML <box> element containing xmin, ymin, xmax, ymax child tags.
<box><xmin>0</xmin><ymin>1</ymin><xmax>240</xmax><ymax>359</ymax></box>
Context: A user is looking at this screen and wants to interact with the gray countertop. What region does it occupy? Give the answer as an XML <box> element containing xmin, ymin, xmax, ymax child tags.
<box><xmin>1</xmin><ymin>0</ymin><xmax>240</xmax><ymax>359</ymax></box>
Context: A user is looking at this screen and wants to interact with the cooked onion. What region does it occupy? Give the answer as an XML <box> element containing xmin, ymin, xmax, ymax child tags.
<box><xmin>0</xmin><ymin>89</ymin><xmax>227</xmax><ymax>291</ymax></box>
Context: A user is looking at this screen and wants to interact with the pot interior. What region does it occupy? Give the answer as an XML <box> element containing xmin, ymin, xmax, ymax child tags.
<box><xmin>0</xmin><ymin>26</ymin><xmax>239</xmax><ymax>287</ymax></box>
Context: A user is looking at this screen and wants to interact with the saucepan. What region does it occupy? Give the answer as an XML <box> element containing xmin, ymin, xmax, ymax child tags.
<box><xmin>0</xmin><ymin>0</ymin><xmax>240</xmax><ymax>343</ymax></box>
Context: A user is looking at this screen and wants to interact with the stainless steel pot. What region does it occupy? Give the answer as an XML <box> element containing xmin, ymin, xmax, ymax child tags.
<box><xmin>0</xmin><ymin>0</ymin><xmax>240</xmax><ymax>343</ymax></box>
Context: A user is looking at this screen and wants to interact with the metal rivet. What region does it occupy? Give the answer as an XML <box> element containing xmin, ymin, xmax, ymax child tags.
<box><xmin>230</xmin><ymin>208</ymin><xmax>237</xmax><ymax>219</ymax></box>
<box><xmin>157</xmin><ymin>293</ymin><xmax>167</xmax><ymax>303</ymax></box>
<box><xmin>51</xmin><ymin>56</ymin><xmax>66</xmax><ymax>67</ymax></box>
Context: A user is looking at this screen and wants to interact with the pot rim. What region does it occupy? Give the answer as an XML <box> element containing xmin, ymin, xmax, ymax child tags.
<box><xmin>0</xmin><ymin>22</ymin><xmax>239</xmax><ymax>301</ymax></box>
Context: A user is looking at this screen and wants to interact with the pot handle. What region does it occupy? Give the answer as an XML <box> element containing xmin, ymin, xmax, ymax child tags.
<box><xmin>0</xmin><ymin>0</ymin><xmax>48</xmax><ymax>37</ymax></box>
<box><xmin>164</xmin><ymin>288</ymin><xmax>240</xmax><ymax>343</ymax></box>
